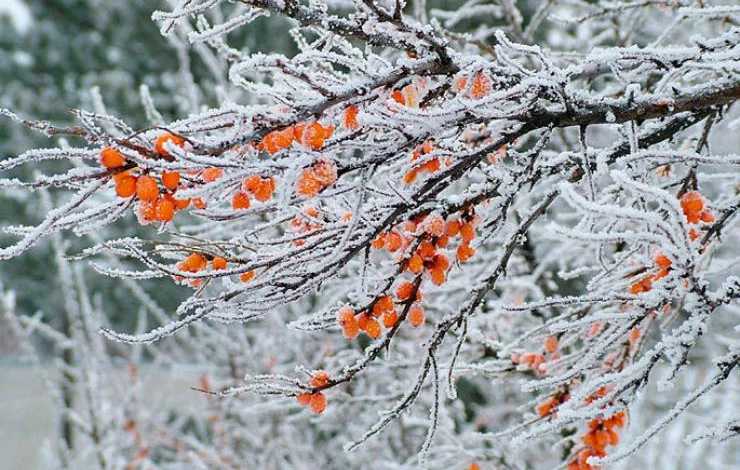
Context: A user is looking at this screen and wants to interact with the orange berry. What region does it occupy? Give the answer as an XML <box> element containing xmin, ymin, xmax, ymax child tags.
<box><xmin>343</xmin><ymin>105</ymin><xmax>360</xmax><ymax>130</ymax></box>
<box><xmin>253</xmin><ymin>180</ymin><xmax>274</xmax><ymax>202</ymax></box>
<box><xmin>423</xmin><ymin>214</ymin><xmax>445</xmax><ymax>236</ymax></box>
<box><xmin>161</xmin><ymin>171</ymin><xmax>180</xmax><ymax>190</ymax></box>
<box><xmin>155</xmin><ymin>197</ymin><xmax>175</xmax><ymax>222</ymax></box>
<box><xmin>137</xmin><ymin>200</ymin><xmax>157</xmax><ymax>222</ymax></box>
<box><xmin>115</xmin><ymin>174</ymin><xmax>137</xmax><ymax>198</ymax></box>
<box><xmin>396</xmin><ymin>281</ymin><xmax>415</xmax><ymax>300</ymax></box>
<box><xmin>211</xmin><ymin>257</ymin><xmax>227</xmax><ymax>270</ymax></box>
<box><xmin>680</xmin><ymin>191</ymin><xmax>704</xmax><ymax>216</ymax></box>
<box><xmin>629</xmin><ymin>328</ymin><xmax>641</xmax><ymax>344</ymax></box>
<box><xmin>192</xmin><ymin>197</ymin><xmax>206</xmax><ymax>209</ymax></box>
<box><xmin>391</xmin><ymin>90</ymin><xmax>405</xmax><ymax>105</ymax></box>
<box><xmin>202</xmin><ymin>167</ymin><xmax>223</xmax><ymax>183</ymax></box>
<box><xmin>385</xmin><ymin>232</ymin><xmax>403</xmax><ymax>252</ymax></box>
<box><xmin>699</xmin><ymin>209</ymin><xmax>715</xmax><ymax>223</ymax></box>
<box><xmin>429</xmin><ymin>268</ymin><xmax>446</xmax><ymax>285</ymax></box>
<box><xmin>100</xmin><ymin>147</ymin><xmax>125</xmax><ymax>169</ymax></box>
<box><xmin>240</xmin><ymin>270</ymin><xmax>255</xmax><ymax>282</ymax></box>
<box><xmin>296</xmin><ymin>393</ymin><xmax>311</xmax><ymax>406</ymax></box>
<box><xmin>403</xmin><ymin>168</ymin><xmax>419</xmax><ymax>184</ymax></box>
<box><xmin>297</xmin><ymin>171</ymin><xmax>322</xmax><ymax>197</ymax></box>
<box><xmin>183</xmin><ymin>253</ymin><xmax>208</xmax><ymax>272</ymax></box>
<box><xmin>372</xmin><ymin>295</ymin><xmax>394</xmax><ymax>316</ymax></box>
<box><xmin>365</xmin><ymin>318</ymin><xmax>381</xmax><ymax>339</ymax></box>
<box><xmin>309</xmin><ymin>392</ymin><xmax>327</xmax><ymax>414</ymax></box>
<box><xmin>457</xmin><ymin>242</ymin><xmax>475</xmax><ymax>262</ymax></box>
<box><xmin>430</xmin><ymin>253</ymin><xmax>450</xmax><ymax>271</ymax></box>
<box><xmin>407</xmin><ymin>254</ymin><xmax>424</xmax><ymax>274</ymax></box>
<box><xmin>371</xmin><ymin>234</ymin><xmax>386</xmax><ymax>250</ymax></box>
<box><xmin>232</xmin><ymin>191</ymin><xmax>251</xmax><ymax>210</ymax></box>
<box><xmin>243</xmin><ymin>175</ymin><xmax>262</xmax><ymax>193</ymax></box>
<box><xmin>312</xmin><ymin>160</ymin><xmax>337</xmax><ymax>186</ymax></box>
<box><xmin>338</xmin><ymin>307</ymin><xmax>359</xmax><ymax>339</ymax></box>
<box><xmin>136</xmin><ymin>175</ymin><xmax>159</xmax><ymax>202</ymax></box>
<box><xmin>418</xmin><ymin>240</ymin><xmax>436</xmax><ymax>259</ymax></box>
<box><xmin>444</xmin><ymin>220</ymin><xmax>461</xmax><ymax>237</ymax></box>
<box><xmin>537</xmin><ymin>398</ymin><xmax>556</xmax><ymax>417</ymax></box>
<box><xmin>435</xmin><ymin>234</ymin><xmax>450</xmax><ymax>248</ymax></box>
<box><xmin>155</xmin><ymin>133</ymin><xmax>185</xmax><ymax>156</ymax></box>
<box><xmin>408</xmin><ymin>305</ymin><xmax>425</xmax><ymax>327</ymax></box>
<box><xmin>469</xmin><ymin>464</ymin><xmax>480</xmax><ymax>470</ymax></box>
<box><xmin>544</xmin><ymin>336</ymin><xmax>558</xmax><ymax>354</ymax></box>
<box><xmin>357</xmin><ymin>313</ymin><xmax>369</xmax><ymax>331</ymax></box>
<box><xmin>382</xmin><ymin>310</ymin><xmax>399</xmax><ymax>328</ymax></box>
<box><xmin>460</xmin><ymin>222</ymin><xmax>475</xmax><ymax>242</ymax></box>
<box><xmin>310</xmin><ymin>370</ymin><xmax>330</xmax><ymax>388</ymax></box>
<box><xmin>470</xmin><ymin>72</ymin><xmax>492</xmax><ymax>99</ymax></box>
<box><xmin>655</xmin><ymin>253</ymin><xmax>671</xmax><ymax>270</ymax></box>
<box><xmin>629</xmin><ymin>277</ymin><xmax>652</xmax><ymax>294</ymax></box>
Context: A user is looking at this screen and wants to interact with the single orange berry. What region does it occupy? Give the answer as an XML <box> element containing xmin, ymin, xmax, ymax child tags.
<box><xmin>407</xmin><ymin>255</ymin><xmax>424</xmax><ymax>274</ymax></box>
<box><xmin>155</xmin><ymin>133</ymin><xmax>185</xmax><ymax>156</ymax></box>
<box><xmin>155</xmin><ymin>197</ymin><xmax>175</xmax><ymax>222</ymax></box>
<box><xmin>444</xmin><ymin>220</ymin><xmax>461</xmax><ymax>237</ymax></box>
<box><xmin>243</xmin><ymin>175</ymin><xmax>262</xmax><ymax>193</ymax></box>
<box><xmin>429</xmin><ymin>268</ymin><xmax>446</xmax><ymax>286</ymax></box>
<box><xmin>161</xmin><ymin>171</ymin><xmax>180</xmax><ymax>190</ymax></box>
<box><xmin>382</xmin><ymin>310</ymin><xmax>399</xmax><ymax>328</ymax></box>
<box><xmin>460</xmin><ymin>222</ymin><xmax>475</xmax><ymax>242</ymax></box>
<box><xmin>435</xmin><ymin>234</ymin><xmax>450</xmax><ymax>248</ymax></box>
<box><xmin>457</xmin><ymin>243</ymin><xmax>475</xmax><ymax>262</ymax></box>
<box><xmin>343</xmin><ymin>105</ymin><xmax>360</xmax><ymax>130</ymax></box>
<box><xmin>309</xmin><ymin>392</ymin><xmax>327</xmax><ymax>414</ymax></box>
<box><xmin>544</xmin><ymin>336</ymin><xmax>558</xmax><ymax>354</ymax></box>
<box><xmin>408</xmin><ymin>305</ymin><xmax>425</xmax><ymax>327</ymax></box>
<box><xmin>232</xmin><ymin>191</ymin><xmax>251</xmax><ymax>210</ymax></box>
<box><xmin>240</xmin><ymin>270</ymin><xmax>255</xmax><ymax>282</ymax></box>
<box><xmin>310</xmin><ymin>370</ymin><xmax>330</xmax><ymax>388</ymax></box>
<box><xmin>137</xmin><ymin>200</ymin><xmax>157</xmax><ymax>222</ymax></box>
<box><xmin>136</xmin><ymin>175</ymin><xmax>159</xmax><ymax>202</ymax></box>
<box><xmin>386</xmin><ymin>232</ymin><xmax>403</xmax><ymax>252</ymax></box>
<box><xmin>253</xmin><ymin>180</ymin><xmax>274</xmax><ymax>202</ymax></box>
<box><xmin>100</xmin><ymin>147</ymin><xmax>125</xmax><ymax>169</ymax></box>
<box><xmin>192</xmin><ymin>197</ymin><xmax>207</xmax><ymax>209</ymax></box>
<box><xmin>655</xmin><ymin>253</ymin><xmax>671</xmax><ymax>270</ymax></box>
<box><xmin>202</xmin><ymin>167</ymin><xmax>223</xmax><ymax>183</ymax></box>
<box><xmin>372</xmin><ymin>295</ymin><xmax>394</xmax><ymax>317</ymax></box>
<box><xmin>396</xmin><ymin>281</ymin><xmax>415</xmax><ymax>300</ymax></box>
<box><xmin>365</xmin><ymin>318</ymin><xmax>381</xmax><ymax>339</ymax></box>
<box><xmin>357</xmin><ymin>313</ymin><xmax>369</xmax><ymax>331</ymax></box>
<box><xmin>211</xmin><ymin>257</ymin><xmax>227</xmax><ymax>270</ymax></box>
<box><xmin>296</xmin><ymin>393</ymin><xmax>312</xmax><ymax>406</ymax></box>
<box><xmin>115</xmin><ymin>174</ymin><xmax>137</xmax><ymax>198</ymax></box>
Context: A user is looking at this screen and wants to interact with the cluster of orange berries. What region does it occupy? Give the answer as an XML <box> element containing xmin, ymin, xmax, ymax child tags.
<box><xmin>679</xmin><ymin>190</ymin><xmax>714</xmax><ymax>241</ymax></box>
<box><xmin>453</xmin><ymin>71</ymin><xmax>493</xmax><ymax>100</ymax></box>
<box><xmin>259</xmin><ymin>121</ymin><xmax>334</xmax><ymax>154</ymax></box>
<box><xmin>101</xmin><ymin>134</ymin><xmax>223</xmax><ymax>224</ymax></box>
<box><xmin>629</xmin><ymin>249</ymin><xmax>674</xmax><ymax>295</ymax></box>
<box><xmin>536</xmin><ymin>389</ymin><xmax>570</xmax><ymax>418</ymax></box>
<box><xmin>404</xmin><ymin>140</ymin><xmax>448</xmax><ymax>184</ymax></box>
<box><xmin>337</xmin><ymin>283</ymin><xmax>425</xmax><ymax>340</ymax></box>
<box><xmin>568</xmin><ymin>411</ymin><xmax>626</xmax><ymax>470</ymax></box>
<box><xmin>232</xmin><ymin>174</ymin><xmax>276</xmax><ymax>210</ymax></box>
<box><xmin>173</xmin><ymin>252</ymin><xmax>255</xmax><ymax>288</ymax></box>
<box><xmin>297</xmin><ymin>159</ymin><xmax>338</xmax><ymax>197</ymax></box>
<box><xmin>295</xmin><ymin>370</ymin><xmax>329</xmax><ymax>414</ymax></box>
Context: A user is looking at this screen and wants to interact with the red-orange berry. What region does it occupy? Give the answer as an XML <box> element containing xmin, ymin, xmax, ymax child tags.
<box><xmin>202</xmin><ymin>167</ymin><xmax>223</xmax><ymax>183</ymax></box>
<box><xmin>155</xmin><ymin>133</ymin><xmax>185</xmax><ymax>156</ymax></box>
<box><xmin>155</xmin><ymin>197</ymin><xmax>175</xmax><ymax>222</ymax></box>
<box><xmin>408</xmin><ymin>305</ymin><xmax>425</xmax><ymax>327</ymax></box>
<box><xmin>136</xmin><ymin>175</ymin><xmax>159</xmax><ymax>202</ymax></box>
<box><xmin>232</xmin><ymin>191</ymin><xmax>251</xmax><ymax>210</ymax></box>
<box><xmin>365</xmin><ymin>318</ymin><xmax>381</xmax><ymax>339</ymax></box>
<box><xmin>309</xmin><ymin>392</ymin><xmax>327</xmax><ymax>414</ymax></box>
<box><xmin>161</xmin><ymin>171</ymin><xmax>180</xmax><ymax>190</ymax></box>
<box><xmin>100</xmin><ymin>147</ymin><xmax>125</xmax><ymax>169</ymax></box>
<box><xmin>296</xmin><ymin>393</ymin><xmax>311</xmax><ymax>406</ymax></box>
<box><xmin>211</xmin><ymin>257</ymin><xmax>227</xmax><ymax>270</ymax></box>
<box><xmin>115</xmin><ymin>174</ymin><xmax>137</xmax><ymax>198</ymax></box>
<box><xmin>240</xmin><ymin>270</ymin><xmax>255</xmax><ymax>282</ymax></box>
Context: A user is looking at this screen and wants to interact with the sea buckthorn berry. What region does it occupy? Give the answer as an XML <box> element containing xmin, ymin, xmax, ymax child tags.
<box><xmin>418</xmin><ymin>240</ymin><xmax>436</xmax><ymax>259</ymax></box>
<box><xmin>137</xmin><ymin>200</ymin><xmax>157</xmax><ymax>222</ymax></box>
<box><xmin>372</xmin><ymin>296</ymin><xmax>394</xmax><ymax>317</ymax></box>
<box><xmin>444</xmin><ymin>220</ymin><xmax>461</xmax><ymax>237</ymax></box>
<box><xmin>253</xmin><ymin>179</ymin><xmax>275</xmax><ymax>202</ymax></box>
<box><xmin>100</xmin><ymin>147</ymin><xmax>125</xmax><ymax>169</ymax></box>
<box><xmin>211</xmin><ymin>257</ymin><xmax>227</xmax><ymax>270</ymax></box>
<box><xmin>429</xmin><ymin>268</ymin><xmax>446</xmax><ymax>286</ymax></box>
<box><xmin>457</xmin><ymin>243</ymin><xmax>475</xmax><ymax>262</ymax></box>
<box><xmin>655</xmin><ymin>253</ymin><xmax>671</xmax><ymax>270</ymax></box>
<box><xmin>161</xmin><ymin>171</ymin><xmax>180</xmax><ymax>190</ymax></box>
<box><xmin>423</xmin><ymin>214</ymin><xmax>445</xmax><ymax>236</ymax></box>
<box><xmin>469</xmin><ymin>463</ymin><xmax>480</xmax><ymax>470</ymax></box>
<box><xmin>309</xmin><ymin>392</ymin><xmax>327</xmax><ymax>414</ymax></box>
<box><xmin>155</xmin><ymin>197</ymin><xmax>175</xmax><ymax>222</ymax></box>
<box><xmin>699</xmin><ymin>209</ymin><xmax>714</xmax><ymax>223</ymax></box>
<box><xmin>309</xmin><ymin>370</ymin><xmax>330</xmax><ymax>388</ymax></box>
<box><xmin>629</xmin><ymin>276</ymin><xmax>652</xmax><ymax>294</ymax></box>
<box><xmin>136</xmin><ymin>175</ymin><xmax>159</xmax><ymax>202</ymax></box>
<box><xmin>372</xmin><ymin>234</ymin><xmax>386</xmax><ymax>250</ymax></box>
<box><xmin>365</xmin><ymin>318</ymin><xmax>381</xmax><ymax>339</ymax></box>
<box><xmin>407</xmin><ymin>254</ymin><xmax>424</xmax><ymax>274</ymax></box>
<box><xmin>155</xmin><ymin>133</ymin><xmax>185</xmax><ymax>156</ymax></box>
<box><xmin>357</xmin><ymin>313</ymin><xmax>369</xmax><ymax>331</ymax></box>
<box><xmin>192</xmin><ymin>197</ymin><xmax>206</xmax><ymax>209</ymax></box>
<box><xmin>115</xmin><ymin>174</ymin><xmax>137</xmax><ymax>198</ymax></box>
<box><xmin>172</xmin><ymin>196</ymin><xmax>190</xmax><ymax>210</ymax></box>
<box><xmin>470</xmin><ymin>72</ymin><xmax>493</xmax><ymax>99</ymax></box>
<box><xmin>430</xmin><ymin>253</ymin><xmax>450</xmax><ymax>271</ymax></box>
<box><xmin>435</xmin><ymin>234</ymin><xmax>450</xmax><ymax>248</ymax></box>
<box><xmin>297</xmin><ymin>171</ymin><xmax>322</xmax><ymax>197</ymax></box>
<box><xmin>182</xmin><ymin>253</ymin><xmax>208</xmax><ymax>272</ymax></box>
<box><xmin>396</xmin><ymin>281</ymin><xmax>415</xmax><ymax>300</ymax></box>
<box><xmin>382</xmin><ymin>310</ymin><xmax>399</xmax><ymax>328</ymax></box>
<box><xmin>385</xmin><ymin>232</ymin><xmax>403</xmax><ymax>252</ymax></box>
<box><xmin>544</xmin><ymin>336</ymin><xmax>558</xmax><ymax>354</ymax></box>
<box><xmin>338</xmin><ymin>307</ymin><xmax>359</xmax><ymax>339</ymax></box>
<box><xmin>343</xmin><ymin>105</ymin><xmax>359</xmax><ymax>130</ymax></box>
<box><xmin>537</xmin><ymin>397</ymin><xmax>558</xmax><ymax>417</ymax></box>
<box><xmin>240</xmin><ymin>270</ymin><xmax>255</xmax><ymax>283</ymax></box>
<box><xmin>232</xmin><ymin>191</ymin><xmax>251</xmax><ymax>210</ymax></box>
<box><xmin>408</xmin><ymin>305</ymin><xmax>425</xmax><ymax>327</ymax></box>
<box><xmin>296</xmin><ymin>393</ymin><xmax>311</xmax><ymax>406</ymax></box>
<box><xmin>460</xmin><ymin>222</ymin><xmax>476</xmax><ymax>242</ymax></box>
<box><xmin>202</xmin><ymin>167</ymin><xmax>223</xmax><ymax>183</ymax></box>
<box><xmin>243</xmin><ymin>175</ymin><xmax>262</xmax><ymax>193</ymax></box>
